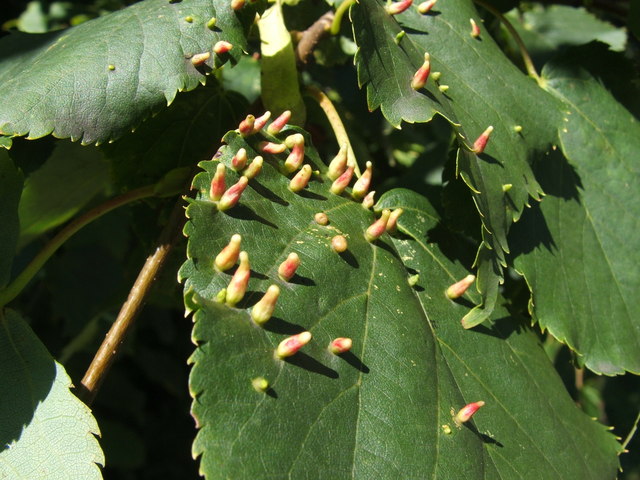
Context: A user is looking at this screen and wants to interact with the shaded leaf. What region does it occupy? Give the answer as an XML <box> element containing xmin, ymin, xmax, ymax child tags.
<box><xmin>511</xmin><ymin>61</ymin><xmax>640</xmax><ymax>374</ymax></box>
<box><xmin>180</xmin><ymin>127</ymin><xmax>620</xmax><ymax>478</ymax></box>
<box><xmin>0</xmin><ymin>309</ymin><xmax>104</xmax><ymax>479</ymax></box>
<box><xmin>0</xmin><ymin>0</ymin><xmax>261</xmax><ymax>145</ymax></box>
<box><xmin>18</xmin><ymin>141</ymin><xmax>109</xmax><ymax>247</ymax></box>
<box><xmin>0</xmin><ymin>152</ymin><xmax>23</xmax><ymax>288</ymax></box>
<box><xmin>351</xmin><ymin>0</ymin><xmax>563</xmax><ymax>325</ymax></box>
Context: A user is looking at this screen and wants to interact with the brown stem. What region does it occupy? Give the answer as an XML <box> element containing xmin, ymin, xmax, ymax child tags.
<box><xmin>296</xmin><ymin>11</ymin><xmax>335</xmax><ymax>64</ymax></box>
<box><xmin>78</xmin><ymin>198</ymin><xmax>186</xmax><ymax>405</ymax></box>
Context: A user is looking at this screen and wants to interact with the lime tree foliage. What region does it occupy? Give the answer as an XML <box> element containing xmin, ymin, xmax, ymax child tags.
<box><xmin>0</xmin><ymin>0</ymin><xmax>638</xmax><ymax>478</ymax></box>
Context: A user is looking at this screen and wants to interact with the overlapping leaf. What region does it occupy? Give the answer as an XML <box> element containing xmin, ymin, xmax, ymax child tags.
<box><xmin>511</xmin><ymin>60</ymin><xmax>640</xmax><ymax>374</ymax></box>
<box><xmin>0</xmin><ymin>309</ymin><xmax>104</xmax><ymax>479</ymax></box>
<box><xmin>351</xmin><ymin>0</ymin><xmax>564</xmax><ymax>326</ymax></box>
<box><xmin>180</xmin><ymin>127</ymin><xmax>619</xmax><ymax>478</ymax></box>
<box><xmin>0</xmin><ymin>0</ymin><xmax>261</xmax><ymax>145</ymax></box>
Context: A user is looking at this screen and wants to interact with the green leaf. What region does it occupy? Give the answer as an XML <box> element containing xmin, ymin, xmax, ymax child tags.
<box><xmin>18</xmin><ymin>141</ymin><xmax>109</xmax><ymax>247</ymax></box>
<box><xmin>0</xmin><ymin>0</ymin><xmax>260</xmax><ymax>145</ymax></box>
<box><xmin>504</xmin><ymin>5</ymin><xmax>626</xmax><ymax>67</ymax></box>
<box><xmin>0</xmin><ymin>152</ymin><xmax>23</xmax><ymax>288</ymax></box>
<box><xmin>180</xmin><ymin>127</ymin><xmax>620</xmax><ymax>478</ymax></box>
<box><xmin>351</xmin><ymin>0</ymin><xmax>565</xmax><ymax>326</ymax></box>
<box><xmin>511</xmin><ymin>62</ymin><xmax>640</xmax><ymax>375</ymax></box>
<box><xmin>103</xmin><ymin>81</ymin><xmax>248</xmax><ymax>190</ymax></box>
<box><xmin>0</xmin><ymin>309</ymin><xmax>104</xmax><ymax>479</ymax></box>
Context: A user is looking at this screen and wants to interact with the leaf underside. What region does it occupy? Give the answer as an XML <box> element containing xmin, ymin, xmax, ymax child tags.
<box><xmin>0</xmin><ymin>0</ymin><xmax>261</xmax><ymax>145</ymax></box>
<box><xmin>0</xmin><ymin>309</ymin><xmax>104</xmax><ymax>480</ymax></box>
<box><xmin>180</xmin><ymin>126</ymin><xmax>620</xmax><ymax>478</ymax></box>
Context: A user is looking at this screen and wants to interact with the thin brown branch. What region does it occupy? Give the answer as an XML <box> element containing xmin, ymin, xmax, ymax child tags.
<box><xmin>296</xmin><ymin>11</ymin><xmax>335</xmax><ymax>64</ymax></box>
<box><xmin>78</xmin><ymin>197</ymin><xmax>186</xmax><ymax>405</ymax></box>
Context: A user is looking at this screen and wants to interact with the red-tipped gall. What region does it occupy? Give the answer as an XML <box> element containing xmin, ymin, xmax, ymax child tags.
<box><xmin>327</xmin><ymin>145</ymin><xmax>348</xmax><ymax>181</ymax></box>
<box><xmin>454</xmin><ymin>401</ymin><xmax>485</xmax><ymax>426</ymax></box>
<box><xmin>418</xmin><ymin>0</ymin><xmax>437</xmax><ymax>13</ymax></box>
<box><xmin>385</xmin><ymin>0</ymin><xmax>413</xmax><ymax>15</ymax></box>
<box><xmin>225</xmin><ymin>251</ymin><xmax>250</xmax><ymax>306</ymax></box>
<box><xmin>278</xmin><ymin>252</ymin><xmax>300</xmax><ymax>281</ymax></box>
<box><xmin>231</xmin><ymin>0</ymin><xmax>244</xmax><ymax>10</ymax></box>
<box><xmin>243</xmin><ymin>156</ymin><xmax>263</xmax><ymax>179</ymax></box>
<box><xmin>330</xmin><ymin>165</ymin><xmax>354</xmax><ymax>195</ymax></box>
<box><xmin>218</xmin><ymin>176</ymin><xmax>249</xmax><ymax>211</ymax></box>
<box><xmin>472</xmin><ymin>126</ymin><xmax>493</xmax><ymax>154</ymax></box>
<box><xmin>231</xmin><ymin>148</ymin><xmax>248</xmax><ymax>171</ymax></box>
<box><xmin>411</xmin><ymin>53</ymin><xmax>431</xmax><ymax>90</ymax></box>
<box><xmin>386</xmin><ymin>208</ymin><xmax>404</xmax><ymax>233</ymax></box>
<box><xmin>314</xmin><ymin>212</ymin><xmax>329</xmax><ymax>225</ymax></box>
<box><xmin>213</xmin><ymin>41</ymin><xmax>233</xmax><ymax>55</ymax></box>
<box><xmin>238</xmin><ymin>115</ymin><xmax>255</xmax><ymax>136</ymax></box>
<box><xmin>267</xmin><ymin>110</ymin><xmax>291</xmax><ymax>135</ymax></box>
<box><xmin>329</xmin><ymin>337</ymin><xmax>352</xmax><ymax>354</ymax></box>
<box><xmin>362</xmin><ymin>191</ymin><xmax>375</xmax><ymax>210</ymax></box>
<box><xmin>365</xmin><ymin>209</ymin><xmax>391</xmax><ymax>242</ymax></box>
<box><xmin>191</xmin><ymin>52</ymin><xmax>211</xmax><ymax>66</ymax></box>
<box><xmin>259</xmin><ymin>141</ymin><xmax>287</xmax><ymax>155</ymax></box>
<box><xmin>252</xmin><ymin>111</ymin><xmax>271</xmax><ymax>133</ymax></box>
<box><xmin>446</xmin><ymin>274</ymin><xmax>476</xmax><ymax>299</ymax></box>
<box><xmin>284</xmin><ymin>134</ymin><xmax>305</xmax><ymax>173</ymax></box>
<box><xmin>276</xmin><ymin>331</ymin><xmax>312</xmax><ymax>358</ymax></box>
<box><xmin>251</xmin><ymin>285</ymin><xmax>280</xmax><ymax>325</ymax></box>
<box><xmin>289</xmin><ymin>165</ymin><xmax>312</xmax><ymax>192</ymax></box>
<box><xmin>210</xmin><ymin>163</ymin><xmax>226</xmax><ymax>201</ymax></box>
<box><xmin>352</xmin><ymin>161</ymin><xmax>372</xmax><ymax>200</ymax></box>
<box><xmin>470</xmin><ymin>18</ymin><xmax>481</xmax><ymax>38</ymax></box>
<box><xmin>214</xmin><ymin>234</ymin><xmax>242</xmax><ymax>271</ymax></box>
<box><xmin>331</xmin><ymin>235</ymin><xmax>348</xmax><ymax>253</ymax></box>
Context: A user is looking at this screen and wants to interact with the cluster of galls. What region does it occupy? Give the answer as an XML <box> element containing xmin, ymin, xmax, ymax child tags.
<box><xmin>212</xmin><ymin>233</ymin><xmax>354</xmax><ymax>395</ymax></box>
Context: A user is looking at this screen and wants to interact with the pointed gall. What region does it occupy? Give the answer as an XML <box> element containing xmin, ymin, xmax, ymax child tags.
<box><xmin>362</xmin><ymin>191</ymin><xmax>375</xmax><ymax>210</ymax></box>
<box><xmin>206</xmin><ymin>17</ymin><xmax>217</xmax><ymax>29</ymax></box>
<box><xmin>276</xmin><ymin>331</ymin><xmax>312</xmax><ymax>358</ymax></box>
<box><xmin>386</xmin><ymin>208</ymin><xmax>404</xmax><ymax>233</ymax></box>
<box><xmin>386</xmin><ymin>0</ymin><xmax>413</xmax><ymax>15</ymax></box>
<box><xmin>225</xmin><ymin>251</ymin><xmax>250</xmax><ymax>306</ymax></box>
<box><xmin>289</xmin><ymin>165</ymin><xmax>312</xmax><ymax>192</ymax></box>
<box><xmin>441</xmin><ymin>424</ymin><xmax>452</xmax><ymax>434</ymax></box>
<box><xmin>314</xmin><ymin>212</ymin><xmax>329</xmax><ymax>225</ymax></box>
<box><xmin>214</xmin><ymin>234</ymin><xmax>242</xmax><ymax>271</ymax></box>
<box><xmin>267</xmin><ymin>110</ymin><xmax>291</xmax><ymax>135</ymax></box>
<box><xmin>231</xmin><ymin>0</ymin><xmax>244</xmax><ymax>10</ymax></box>
<box><xmin>243</xmin><ymin>156</ymin><xmax>263</xmax><ymax>179</ymax></box>
<box><xmin>213</xmin><ymin>41</ymin><xmax>233</xmax><ymax>55</ymax></box>
<box><xmin>278</xmin><ymin>252</ymin><xmax>301</xmax><ymax>281</ymax></box>
<box><xmin>470</xmin><ymin>18</ymin><xmax>481</xmax><ymax>38</ymax></box>
<box><xmin>284</xmin><ymin>134</ymin><xmax>305</xmax><ymax>173</ymax></box>
<box><xmin>259</xmin><ymin>141</ymin><xmax>287</xmax><ymax>155</ymax></box>
<box><xmin>252</xmin><ymin>111</ymin><xmax>271</xmax><ymax>133</ymax></box>
<box><xmin>472</xmin><ymin>126</ymin><xmax>493</xmax><ymax>154</ymax></box>
<box><xmin>210</xmin><ymin>163</ymin><xmax>226</xmax><ymax>201</ymax></box>
<box><xmin>218</xmin><ymin>176</ymin><xmax>249</xmax><ymax>211</ymax></box>
<box><xmin>365</xmin><ymin>209</ymin><xmax>391</xmax><ymax>242</ymax></box>
<box><xmin>330</xmin><ymin>165</ymin><xmax>354</xmax><ymax>195</ymax></box>
<box><xmin>215</xmin><ymin>288</ymin><xmax>227</xmax><ymax>303</ymax></box>
<box><xmin>411</xmin><ymin>53</ymin><xmax>431</xmax><ymax>90</ymax></box>
<box><xmin>191</xmin><ymin>52</ymin><xmax>210</xmax><ymax>66</ymax></box>
<box><xmin>513</xmin><ymin>125</ymin><xmax>523</xmax><ymax>133</ymax></box>
<box><xmin>329</xmin><ymin>337</ymin><xmax>352</xmax><ymax>354</ymax></box>
<box><xmin>327</xmin><ymin>145</ymin><xmax>348</xmax><ymax>181</ymax></box>
<box><xmin>251</xmin><ymin>377</ymin><xmax>269</xmax><ymax>393</ymax></box>
<box><xmin>331</xmin><ymin>235</ymin><xmax>348</xmax><ymax>253</ymax></box>
<box><xmin>231</xmin><ymin>148</ymin><xmax>248</xmax><ymax>171</ymax></box>
<box><xmin>251</xmin><ymin>285</ymin><xmax>280</xmax><ymax>325</ymax></box>
<box><xmin>352</xmin><ymin>161</ymin><xmax>373</xmax><ymax>200</ymax></box>
<box><xmin>238</xmin><ymin>115</ymin><xmax>255</xmax><ymax>136</ymax></box>
<box><xmin>418</xmin><ymin>0</ymin><xmax>437</xmax><ymax>13</ymax></box>
<box><xmin>502</xmin><ymin>183</ymin><xmax>512</xmax><ymax>192</ymax></box>
<box><xmin>408</xmin><ymin>274</ymin><xmax>419</xmax><ymax>287</ymax></box>
<box><xmin>454</xmin><ymin>401</ymin><xmax>485</xmax><ymax>426</ymax></box>
<box><xmin>446</xmin><ymin>274</ymin><xmax>476</xmax><ymax>299</ymax></box>
<box><xmin>438</xmin><ymin>85</ymin><xmax>449</xmax><ymax>93</ymax></box>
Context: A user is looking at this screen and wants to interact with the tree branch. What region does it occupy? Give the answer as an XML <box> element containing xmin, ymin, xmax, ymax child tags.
<box><xmin>296</xmin><ymin>11</ymin><xmax>335</xmax><ymax>64</ymax></box>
